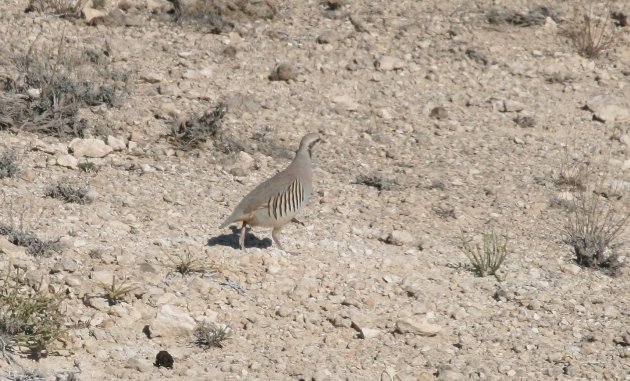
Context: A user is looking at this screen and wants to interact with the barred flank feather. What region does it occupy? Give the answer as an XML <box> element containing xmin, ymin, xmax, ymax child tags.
<box><xmin>268</xmin><ymin>179</ymin><xmax>304</xmax><ymax>220</ymax></box>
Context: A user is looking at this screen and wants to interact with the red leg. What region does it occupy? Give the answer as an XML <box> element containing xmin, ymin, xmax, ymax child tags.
<box><xmin>239</xmin><ymin>222</ymin><xmax>247</xmax><ymax>250</ymax></box>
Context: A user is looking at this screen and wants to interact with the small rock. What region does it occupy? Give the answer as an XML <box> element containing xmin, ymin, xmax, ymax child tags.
<box><xmin>107</xmin><ymin>135</ymin><xmax>126</xmax><ymax>151</ymax></box>
<box><xmin>375</xmin><ymin>56</ymin><xmax>404</xmax><ymax>72</ymax></box>
<box><xmin>325</xmin><ymin>0</ymin><xmax>345</xmax><ymax>10</ymax></box>
<box><xmin>437</xmin><ymin>367</ymin><xmax>465</xmax><ymax>381</ymax></box>
<box><xmin>64</xmin><ymin>275</ymin><xmax>82</xmax><ymax>287</ymax></box>
<box><xmin>69</xmin><ymin>138</ymin><xmax>113</xmax><ymax>158</ymax></box>
<box><xmin>513</xmin><ymin>114</ymin><xmax>536</xmax><ymax>127</ymax></box>
<box><xmin>386</xmin><ymin>230</ymin><xmax>415</xmax><ymax>246</ymax></box>
<box><xmin>349</xmin><ymin>15</ymin><xmax>368</xmax><ymax>32</ymax></box>
<box><xmin>430</xmin><ymin>106</ymin><xmax>448</xmax><ymax>120</ymax></box>
<box><xmin>395</xmin><ymin>318</ymin><xmax>441</xmax><ymax>336</ymax></box>
<box><xmin>0</xmin><ymin>237</ymin><xmax>26</xmax><ymax>257</ymax></box>
<box><xmin>561</xmin><ymin>263</ymin><xmax>581</xmax><ymax>275</ymax></box>
<box><xmin>222</xmin><ymin>45</ymin><xmax>237</xmax><ymax>58</ymax></box>
<box><xmin>26</xmin><ymin>88</ymin><xmax>41</xmax><ymax>98</ymax></box>
<box><xmin>56</xmin><ymin>154</ymin><xmax>78</xmax><ymax>169</ymax></box>
<box><xmin>603</xmin><ymin>305</ymin><xmax>619</xmax><ymax>318</ymax></box>
<box><xmin>90</xmin><ymin>270</ymin><xmax>115</xmax><ymax>285</ymax></box>
<box><xmin>359</xmin><ymin>327</ymin><xmax>381</xmax><ymax>339</ymax></box>
<box><xmin>317</xmin><ymin>32</ymin><xmax>335</xmax><ymax>44</ymax></box>
<box><xmin>125</xmin><ymin>357</ymin><xmax>153</xmax><ymax>373</ymax></box>
<box><xmin>154</xmin><ymin>350</ymin><xmax>174</xmax><ymax>369</ymax></box>
<box><xmin>269</xmin><ymin>63</ymin><xmax>297</xmax><ymax>81</ymax></box>
<box><xmin>502</xmin><ymin>100</ymin><xmax>526</xmax><ymax>112</ymax></box>
<box><xmin>227</xmin><ymin>151</ymin><xmax>254</xmax><ymax>177</ymax></box>
<box><xmin>82</xmin><ymin>7</ymin><xmax>107</xmax><ymax>23</ymax></box>
<box><xmin>52</xmin><ymin>257</ymin><xmax>79</xmax><ymax>273</ymax></box>
<box><xmin>139</xmin><ymin>71</ymin><xmax>163</xmax><ymax>83</ymax></box>
<box><xmin>151</xmin><ymin>305</ymin><xmax>196</xmax><ymax>338</ymax></box>
<box><xmin>331</xmin><ymin>95</ymin><xmax>359</xmax><ymax>111</ymax></box>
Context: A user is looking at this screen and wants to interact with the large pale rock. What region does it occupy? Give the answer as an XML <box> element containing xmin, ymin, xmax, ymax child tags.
<box><xmin>151</xmin><ymin>305</ymin><xmax>196</xmax><ymax>338</ymax></box>
<box><xmin>586</xmin><ymin>95</ymin><xmax>630</xmax><ymax>123</ymax></box>
<box><xmin>395</xmin><ymin>318</ymin><xmax>442</xmax><ymax>336</ymax></box>
<box><xmin>69</xmin><ymin>138</ymin><xmax>113</xmax><ymax>158</ymax></box>
<box><xmin>107</xmin><ymin>135</ymin><xmax>127</xmax><ymax>151</ymax></box>
<box><xmin>56</xmin><ymin>154</ymin><xmax>78</xmax><ymax>169</ymax></box>
<box><xmin>0</xmin><ymin>236</ymin><xmax>26</xmax><ymax>257</ymax></box>
<box><xmin>82</xmin><ymin>7</ymin><xmax>107</xmax><ymax>23</ymax></box>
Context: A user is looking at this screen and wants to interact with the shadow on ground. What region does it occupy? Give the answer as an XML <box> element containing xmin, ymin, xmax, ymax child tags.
<box><xmin>207</xmin><ymin>225</ymin><xmax>272</xmax><ymax>249</ymax></box>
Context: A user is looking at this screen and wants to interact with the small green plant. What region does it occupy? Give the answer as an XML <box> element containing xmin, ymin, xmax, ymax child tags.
<box><xmin>0</xmin><ymin>267</ymin><xmax>66</xmax><ymax>357</ymax></box>
<box><xmin>168</xmin><ymin>249</ymin><xmax>210</xmax><ymax>275</ymax></box>
<box><xmin>194</xmin><ymin>322</ymin><xmax>232</xmax><ymax>348</ymax></box>
<box><xmin>45</xmin><ymin>183</ymin><xmax>92</xmax><ymax>204</ymax></box>
<box><xmin>101</xmin><ymin>277</ymin><xmax>136</xmax><ymax>306</ymax></box>
<box><xmin>0</xmin><ymin>151</ymin><xmax>20</xmax><ymax>179</ymax></box>
<box><xmin>460</xmin><ymin>230</ymin><xmax>508</xmax><ymax>277</ymax></box>
<box><xmin>565</xmin><ymin>190</ymin><xmax>628</xmax><ymax>275</ymax></box>
<box><xmin>563</xmin><ymin>2</ymin><xmax>627</xmax><ymax>58</ymax></box>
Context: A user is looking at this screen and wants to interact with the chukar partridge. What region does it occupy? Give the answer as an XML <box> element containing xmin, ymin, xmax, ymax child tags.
<box><xmin>219</xmin><ymin>133</ymin><xmax>322</xmax><ymax>250</ymax></box>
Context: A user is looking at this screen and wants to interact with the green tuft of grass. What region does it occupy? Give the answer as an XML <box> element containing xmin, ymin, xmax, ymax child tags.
<box><xmin>167</xmin><ymin>249</ymin><xmax>211</xmax><ymax>276</ymax></box>
<box><xmin>194</xmin><ymin>322</ymin><xmax>232</xmax><ymax>349</ymax></box>
<box><xmin>100</xmin><ymin>276</ymin><xmax>136</xmax><ymax>306</ymax></box>
<box><xmin>0</xmin><ymin>267</ymin><xmax>66</xmax><ymax>357</ymax></box>
<box><xmin>460</xmin><ymin>230</ymin><xmax>508</xmax><ymax>278</ymax></box>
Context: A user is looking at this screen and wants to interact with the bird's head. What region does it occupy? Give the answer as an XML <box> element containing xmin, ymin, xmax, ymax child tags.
<box><xmin>298</xmin><ymin>133</ymin><xmax>323</xmax><ymax>158</ymax></box>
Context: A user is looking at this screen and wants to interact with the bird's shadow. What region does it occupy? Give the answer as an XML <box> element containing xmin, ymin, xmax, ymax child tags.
<box><xmin>207</xmin><ymin>225</ymin><xmax>272</xmax><ymax>249</ymax></box>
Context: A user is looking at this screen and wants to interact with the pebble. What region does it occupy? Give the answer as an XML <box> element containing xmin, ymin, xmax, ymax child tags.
<box><xmin>125</xmin><ymin>357</ymin><xmax>153</xmax><ymax>373</ymax></box>
<box><xmin>386</xmin><ymin>230</ymin><xmax>415</xmax><ymax>246</ymax></box>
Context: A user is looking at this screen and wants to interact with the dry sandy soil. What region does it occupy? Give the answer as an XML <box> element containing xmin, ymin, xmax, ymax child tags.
<box><xmin>0</xmin><ymin>0</ymin><xmax>629</xmax><ymax>380</ymax></box>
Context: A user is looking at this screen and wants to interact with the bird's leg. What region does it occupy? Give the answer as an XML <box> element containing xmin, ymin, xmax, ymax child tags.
<box><xmin>272</xmin><ymin>226</ymin><xmax>301</xmax><ymax>255</ymax></box>
<box><xmin>239</xmin><ymin>222</ymin><xmax>248</xmax><ymax>250</ymax></box>
<box><xmin>271</xmin><ymin>226</ymin><xmax>284</xmax><ymax>250</ymax></box>
<box><xmin>290</xmin><ymin>217</ymin><xmax>305</xmax><ymax>226</ymax></box>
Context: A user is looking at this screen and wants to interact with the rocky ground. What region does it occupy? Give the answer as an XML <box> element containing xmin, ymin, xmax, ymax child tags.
<box><xmin>0</xmin><ymin>0</ymin><xmax>629</xmax><ymax>380</ymax></box>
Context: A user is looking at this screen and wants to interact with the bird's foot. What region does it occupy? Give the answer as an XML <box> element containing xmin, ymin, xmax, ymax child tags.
<box><xmin>290</xmin><ymin>218</ymin><xmax>305</xmax><ymax>226</ymax></box>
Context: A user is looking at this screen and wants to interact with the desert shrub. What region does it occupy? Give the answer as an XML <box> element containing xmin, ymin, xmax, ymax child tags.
<box><xmin>0</xmin><ymin>267</ymin><xmax>66</xmax><ymax>357</ymax></box>
<box><xmin>0</xmin><ymin>35</ymin><xmax>126</xmax><ymax>138</ymax></box>
<box><xmin>171</xmin><ymin>0</ymin><xmax>276</xmax><ymax>33</ymax></box>
<box><xmin>194</xmin><ymin>322</ymin><xmax>231</xmax><ymax>348</ymax></box>
<box><xmin>25</xmin><ymin>0</ymin><xmax>88</xmax><ymax>17</ymax></box>
<box><xmin>565</xmin><ymin>188</ymin><xmax>628</xmax><ymax>275</ymax></box>
<box><xmin>169</xmin><ymin>103</ymin><xmax>228</xmax><ymax>149</ymax></box>
<box><xmin>460</xmin><ymin>230</ymin><xmax>508</xmax><ymax>278</ymax></box>
<box><xmin>562</xmin><ymin>2</ymin><xmax>627</xmax><ymax>58</ymax></box>
<box><xmin>45</xmin><ymin>182</ymin><xmax>92</xmax><ymax>204</ymax></box>
<box><xmin>0</xmin><ymin>197</ymin><xmax>59</xmax><ymax>256</ymax></box>
<box><xmin>355</xmin><ymin>173</ymin><xmax>396</xmax><ymax>191</ymax></box>
<box><xmin>0</xmin><ymin>151</ymin><xmax>20</xmax><ymax>179</ymax></box>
